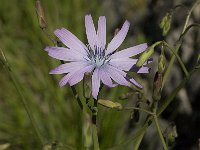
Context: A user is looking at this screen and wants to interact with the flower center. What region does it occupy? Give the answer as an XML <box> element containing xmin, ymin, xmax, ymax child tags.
<box><xmin>86</xmin><ymin>45</ymin><xmax>110</xmax><ymax>67</ymax></box>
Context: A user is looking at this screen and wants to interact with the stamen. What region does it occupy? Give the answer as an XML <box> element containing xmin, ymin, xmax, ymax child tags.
<box><xmin>85</xmin><ymin>44</ymin><xmax>109</xmax><ymax>67</ymax></box>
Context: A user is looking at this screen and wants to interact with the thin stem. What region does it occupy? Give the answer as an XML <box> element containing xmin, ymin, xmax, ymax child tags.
<box><xmin>119</xmin><ymin>106</ymin><xmax>154</xmax><ymax>115</ymax></box>
<box><xmin>153</xmin><ymin>115</ymin><xmax>168</xmax><ymax>150</ymax></box>
<box><xmin>71</xmin><ymin>86</ymin><xmax>83</xmax><ymax>110</ymax></box>
<box><xmin>179</xmin><ymin>23</ymin><xmax>200</xmax><ymax>40</ymax></box>
<box><xmin>57</xmin><ymin>39</ymin><xmax>84</xmax><ymax>111</ymax></box>
<box><xmin>163</xmin><ymin>0</ymin><xmax>200</xmax><ymax>86</ymax></box>
<box><xmin>36</xmin><ymin>8</ymin><xmax>84</xmax><ymax>110</ymax></box>
<box><xmin>152</xmin><ymin>95</ymin><xmax>167</xmax><ymax>149</ymax></box>
<box><xmin>0</xmin><ymin>49</ymin><xmax>44</xmax><ymax>146</ymax></box>
<box><xmin>172</xmin><ymin>4</ymin><xmax>189</xmax><ymax>12</ymax></box>
<box><xmin>162</xmin><ymin>42</ymin><xmax>181</xmax><ymax>86</ymax></box>
<box><xmin>157</xmin><ymin>77</ymin><xmax>188</xmax><ymax>116</ymax></box>
<box><xmin>182</xmin><ymin>0</ymin><xmax>200</xmax><ymax>34</ymax></box>
<box><xmin>105</xmin><ymin>1</ymin><xmax>200</xmax><ymax>149</ymax></box>
<box><xmin>35</xmin><ymin>2</ymin><xmax>83</xmax><ymax>148</ymax></box>
<box><xmin>106</xmin><ymin>69</ymin><xmax>196</xmax><ymax>150</ymax></box>
<box><xmin>59</xmin><ymin>59</ymin><xmax>84</xmax><ymax>110</ymax></box>
<box><xmin>92</xmin><ymin>100</ymin><xmax>100</xmax><ymax>150</ymax></box>
<box><xmin>163</xmin><ymin>41</ymin><xmax>189</xmax><ymax>79</ymax></box>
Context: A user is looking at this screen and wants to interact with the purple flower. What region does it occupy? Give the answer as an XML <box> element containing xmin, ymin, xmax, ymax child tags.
<box><xmin>45</xmin><ymin>14</ymin><xmax>151</xmax><ymax>99</ymax></box>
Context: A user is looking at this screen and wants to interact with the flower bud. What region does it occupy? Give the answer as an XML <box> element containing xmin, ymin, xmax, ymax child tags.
<box><xmin>160</xmin><ymin>12</ymin><xmax>172</xmax><ymax>36</ymax></box>
<box><xmin>98</xmin><ymin>99</ymin><xmax>122</xmax><ymax>109</ymax></box>
<box><xmin>158</xmin><ymin>50</ymin><xmax>166</xmax><ymax>74</ymax></box>
<box><xmin>35</xmin><ymin>0</ymin><xmax>47</xmax><ymax>29</ymax></box>
<box><xmin>136</xmin><ymin>45</ymin><xmax>154</xmax><ymax>67</ymax></box>
<box><xmin>197</xmin><ymin>53</ymin><xmax>200</xmax><ymax>62</ymax></box>
<box><xmin>164</xmin><ymin>124</ymin><xmax>178</xmax><ymax>146</ymax></box>
<box><xmin>84</xmin><ymin>74</ymin><xmax>92</xmax><ymax>99</ymax></box>
<box><xmin>153</xmin><ymin>72</ymin><xmax>162</xmax><ymax>101</ymax></box>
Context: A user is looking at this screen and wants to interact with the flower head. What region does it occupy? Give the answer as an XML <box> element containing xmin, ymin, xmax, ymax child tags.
<box><xmin>45</xmin><ymin>14</ymin><xmax>151</xmax><ymax>99</ymax></box>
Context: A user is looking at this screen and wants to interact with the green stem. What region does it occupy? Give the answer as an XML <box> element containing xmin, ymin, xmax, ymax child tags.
<box><xmin>163</xmin><ymin>41</ymin><xmax>189</xmax><ymax>79</ymax></box>
<box><xmin>163</xmin><ymin>0</ymin><xmax>200</xmax><ymax>86</ymax></box>
<box><xmin>181</xmin><ymin>0</ymin><xmax>200</xmax><ymax>34</ymax></box>
<box><xmin>119</xmin><ymin>106</ymin><xmax>154</xmax><ymax>115</ymax></box>
<box><xmin>153</xmin><ymin>115</ymin><xmax>168</xmax><ymax>150</ymax></box>
<box><xmin>106</xmin><ymin>1</ymin><xmax>200</xmax><ymax>150</ymax></box>
<box><xmin>179</xmin><ymin>23</ymin><xmax>200</xmax><ymax>40</ymax></box>
<box><xmin>71</xmin><ymin>86</ymin><xmax>83</xmax><ymax>110</ymax></box>
<box><xmin>92</xmin><ymin>100</ymin><xmax>100</xmax><ymax>150</ymax></box>
<box><xmin>163</xmin><ymin>41</ymin><xmax>181</xmax><ymax>86</ymax></box>
<box><xmin>42</xmin><ymin>28</ymin><xmax>57</xmax><ymax>44</ymax></box>
<box><xmin>152</xmin><ymin>94</ymin><xmax>168</xmax><ymax>150</ymax></box>
<box><xmin>105</xmin><ymin>69</ymin><xmax>197</xmax><ymax>150</ymax></box>
<box><xmin>0</xmin><ymin>49</ymin><xmax>44</xmax><ymax>146</ymax></box>
<box><xmin>172</xmin><ymin>4</ymin><xmax>189</xmax><ymax>12</ymax></box>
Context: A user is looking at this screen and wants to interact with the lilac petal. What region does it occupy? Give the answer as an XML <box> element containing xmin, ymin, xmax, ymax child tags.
<box><xmin>97</xmin><ymin>16</ymin><xmax>106</xmax><ymax>49</ymax></box>
<box><xmin>68</xmin><ymin>65</ymin><xmax>94</xmax><ymax>86</ymax></box>
<box><xmin>54</xmin><ymin>28</ymin><xmax>87</xmax><ymax>55</ymax></box>
<box><xmin>136</xmin><ymin>67</ymin><xmax>150</xmax><ymax>73</ymax></box>
<box><xmin>99</xmin><ymin>67</ymin><xmax>117</xmax><ymax>87</ymax></box>
<box><xmin>110</xmin><ymin>43</ymin><xmax>148</xmax><ymax>59</ymax></box>
<box><xmin>85</xmin><ymin>14</ymin><xmax>97</xmax><ymax>51</ymax></box>
<box><xmin>106</xmin><ymin>20</ymin><xmax>130</xmax><ymax>56</ymax></box>
<box><xmin>145</xmin><ymin>58</ymin><xmax>153</xmax><ymax>65</ymax></box>
<box><xmin>106</xmin><ymin>65</ymin><xmax>131</xmax><ymax>87</ymax></box>
<box><xmin>109</xmin><ymin>57</ymin><xmax>152</xmax><ymax>72</ymax></box>
<box><xmin>109</xmin><ymin>58</ymin><xmax>137</xmax><ymax>71</ymax></box>
<box><xmin>45</xmin><ymin>46</ymin><xmax>85</xmax><ymax>61</ymax></box>
<box><xmin>59</xmin><ymin>64</ymin><xmax>94</xmax><ymax>87</ymax></box>
<box><xmin>49</xmin><ymin>61</ymin><xmax>89</xmax><ymax>74</ymax></box>
<box><xmin>109</xmin><ymin>59</ymin><xmax>150</xmax><ymax>73</ymax></box>
<box><xmin>92</xmin><ymin>68</ymin><xmax>101</xmax><ymax>99</ymax></box>
<box><xmin>106</xmin><ymin>65</ymin><xmax>142</xmax><ymax>88</ymax></box>
<box><xmin>126</xmin><ymin>77</ymin><xmax>143</xmax><ymax>88</ymax></box>
<box><xmin>59</xmin><ymin>72</ymin><xmax>74</xmax><ymax>87</ymax></box>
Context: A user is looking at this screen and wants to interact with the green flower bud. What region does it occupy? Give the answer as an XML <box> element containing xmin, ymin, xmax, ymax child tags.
<box><xmin>160</xmin><ymin>12</ymin><xmax>172</xmax><ymax>36</ymax></box>
<box><xmin>168</xmin><ymin>126</ymin><xmax>178</xmax><ymax>144</ymax></box>
<box><xmin>153</xmin><ymin>72</ymin><xmax>162</xmax><ymax>101</ymax></box>
<box><xmin>136</xmin><ymin>46</ymin><xmax>154</xmax><ymax>67</ymax></box>
<box><xmin>197</xmin><ymin>53</ymin><xmax>200</xmax><ymax>62</ymax></box>
<box><xmin>84</xmin><ymin>74</ymin><xmax>92</xmax><ymax>98</ymax></box>
<box><xmin>98</xmin><ymin>99</ymin><xmax>122</xmax><ymax>109</ymax></box>
<box><xmin>164</xmin><ymin>124</ymin><xmax>178</xmax><ymax>146</ymax></box>
<box><xmin>158</xmin><ymin>50</ymin><xmax>166</xmax><ymax>74</ymax></box>
<box><xmin>35</xmin><ymin>0</ymin><xmax>47</xmax><ymax>29</ymax></box>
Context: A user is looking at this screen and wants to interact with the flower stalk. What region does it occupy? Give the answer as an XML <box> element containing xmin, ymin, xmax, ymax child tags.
<box><xmin>153</xmin><ymin>114</ymin><xmax>168</xmax><ymax>150</ymax></box>
<box><xmin>92</xmin><ymin>100</ymin><xmax>100</xmax><ymax>150</ymax></box>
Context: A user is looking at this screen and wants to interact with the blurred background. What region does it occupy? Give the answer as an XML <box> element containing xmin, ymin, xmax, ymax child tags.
<box><xmin>0</xmin><ymin>0</ymin><xmax>199</xmax><ymax>149</ymax></box>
